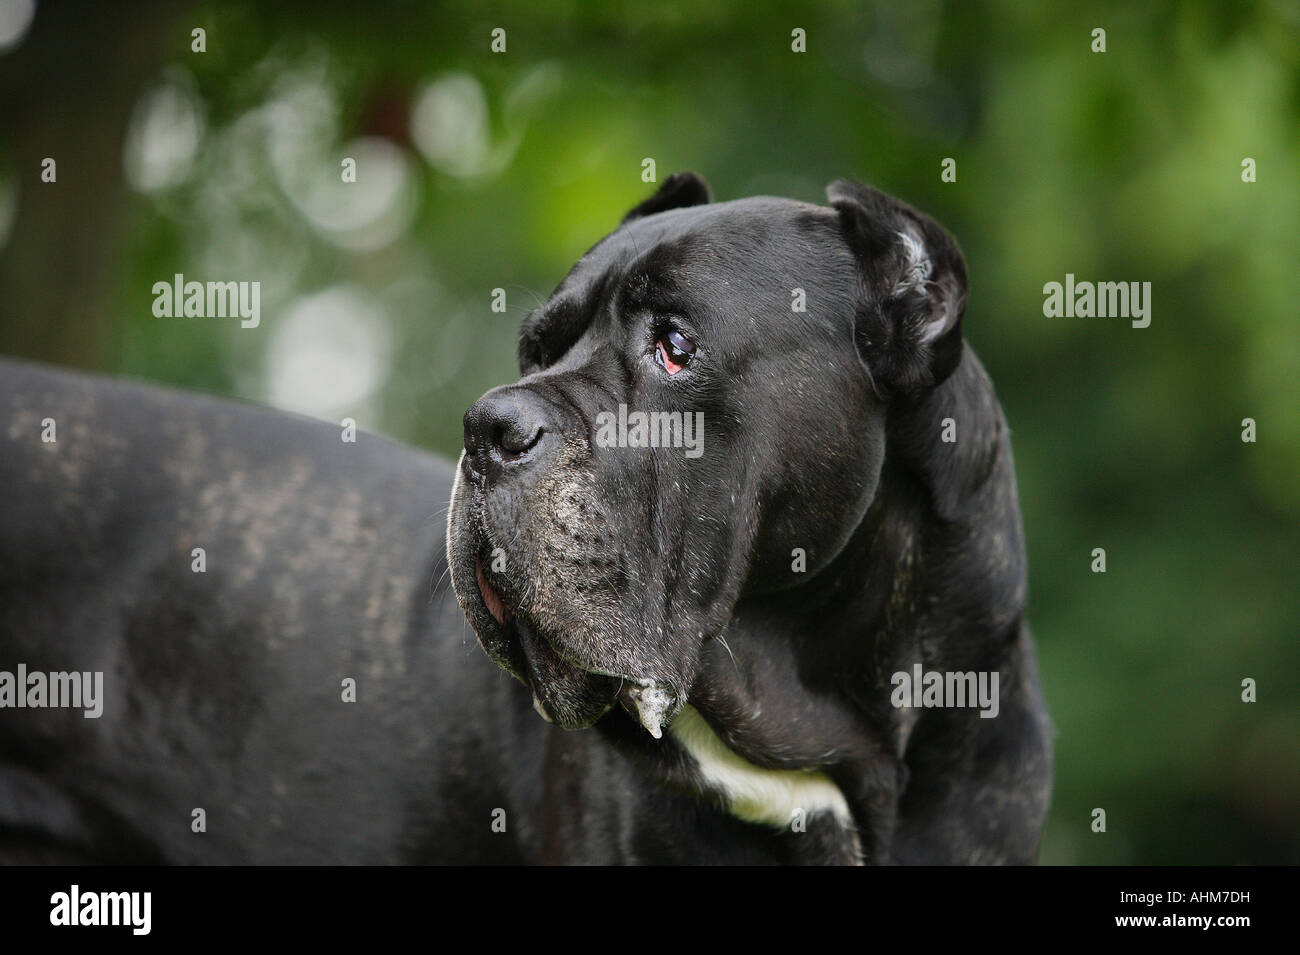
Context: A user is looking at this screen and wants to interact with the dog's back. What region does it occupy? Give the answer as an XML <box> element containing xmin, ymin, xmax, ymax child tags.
<box><xmin>0</xmin><ymin>358</ymin><xmax>533</xmax><ymax>863</ymax></box>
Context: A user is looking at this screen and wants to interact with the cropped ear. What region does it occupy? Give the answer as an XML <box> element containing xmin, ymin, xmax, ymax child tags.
<box><xmin>622</xmin><ymin>171</ymin><xmax>712</xmax><ymax>223</ymax></box>
<box><xmin>828</xmin><ymin>179</ymin><xmax>968</xmax><ymax>398</ymax></box>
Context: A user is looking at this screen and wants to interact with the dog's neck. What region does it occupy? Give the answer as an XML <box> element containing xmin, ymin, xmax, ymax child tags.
<box><xmin>666</xmin><ymin>704</ymin><xmax>863</xmax><ymax>863</ymax></box>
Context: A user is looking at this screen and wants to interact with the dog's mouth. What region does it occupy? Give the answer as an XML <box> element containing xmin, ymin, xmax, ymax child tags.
<box><xmin>474</xmin><ymin>557</ymin><xmax>514</xmax><ymax>627</ymax></box>
<box><xmin>470</xmin><ymin>556</ymin><xmax>677</xmax><ymax>737</ymax></box>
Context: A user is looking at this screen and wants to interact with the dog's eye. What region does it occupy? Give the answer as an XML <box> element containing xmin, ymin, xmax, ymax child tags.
<box><xmin>655</xmin><ymin>329</ymin><xmax>696</xmax><ymax>375</ymax></box>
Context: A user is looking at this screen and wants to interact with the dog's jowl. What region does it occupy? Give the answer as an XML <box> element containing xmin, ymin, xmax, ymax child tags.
<box><xmin>0</xmin><ymin>173</ymin><xmax>1050</xmax><ymax>865</ymax></box>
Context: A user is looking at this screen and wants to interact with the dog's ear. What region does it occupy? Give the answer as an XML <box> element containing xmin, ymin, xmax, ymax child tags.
<box><xmin>828</xmin><ymin>179</ymin><xmax>968</xmax><ymax>398</ymax></box>
<box><xmin>622</xmin><ymin>171</ymin><xmax>712</xmax><ymax>223</ymax></box>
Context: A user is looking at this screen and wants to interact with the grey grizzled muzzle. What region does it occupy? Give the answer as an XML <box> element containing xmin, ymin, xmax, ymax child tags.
<box><xmin>448</xmin><ymin>380</ymin><xmax>689</xmax><ymax>736</ymax></box>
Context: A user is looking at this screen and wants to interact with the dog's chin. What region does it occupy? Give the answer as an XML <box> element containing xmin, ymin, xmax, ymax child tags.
<box><xmin>511</xmin><ymin>615</ymin><xmax>622</xmax><ymax>730</ymax></box>
<box><xmin>467</xmin><ymin>557</ymin><xmax>621</xmax><ymax>731</ymax></box>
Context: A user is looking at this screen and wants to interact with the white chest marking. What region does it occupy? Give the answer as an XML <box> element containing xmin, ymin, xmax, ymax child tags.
<box><xmin>669</xmin><ymin>705</ymin><xmax>852</xmax><ymax>828</ymax></box>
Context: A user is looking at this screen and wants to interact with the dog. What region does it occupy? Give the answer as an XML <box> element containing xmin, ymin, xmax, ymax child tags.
<box><xmin>0</xmin><ymin>174</ymin><xmax>1051</xmax><ymax>864</ymax></box>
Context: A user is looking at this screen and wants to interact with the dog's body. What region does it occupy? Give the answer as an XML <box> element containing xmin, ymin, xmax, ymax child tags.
<box><xmin>0</xmin><ymin>175</ymin><xmax>1051</xmax><ymax>864</ymax></box>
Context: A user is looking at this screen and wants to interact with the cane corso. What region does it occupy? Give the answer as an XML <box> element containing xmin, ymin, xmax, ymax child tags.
<box><xmin>0</xmin><ymin>174</ymin><xmax>1051</xmax><ymax>865</ymax></box>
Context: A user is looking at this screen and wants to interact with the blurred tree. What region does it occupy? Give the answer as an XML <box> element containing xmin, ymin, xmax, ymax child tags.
<box><xmin>0</xmin><ymin>0</ymin><xmax>183</xmax><ymax>367</ymax></box>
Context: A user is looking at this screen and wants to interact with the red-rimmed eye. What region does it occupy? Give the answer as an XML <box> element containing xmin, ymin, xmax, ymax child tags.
<box><xmin>655</xmin><ymin>329</ymin><xmax>696</xmax><ymax>375</ymax></box>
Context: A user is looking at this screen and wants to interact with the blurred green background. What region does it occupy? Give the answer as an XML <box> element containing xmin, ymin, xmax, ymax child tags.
<box><xmin>1</xmin><ymin>0</ymin><xmax>1296</xmax><ymax>863</ymax></box>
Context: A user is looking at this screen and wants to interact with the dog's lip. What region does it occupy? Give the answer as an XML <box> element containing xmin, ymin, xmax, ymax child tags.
<box><xmin>509</xmin><ymin>614</ymin><xmax>677</xmax><ymax>738</ymax></box>
<box><xmin>470</xmin><ymin>553</ymin><xmax>611</xmax><ymax>673</ymax></box>
<box><xmin>471</xmin><ymin>554</ymin><xmax>610</xmax><ymax>677</ymax></box>
<box><xmin>464</xmin><ymin>541</ymin><xmax>679</xmax><ymax>736</ymax></box>
<box><xmin>475</xmin><ymin>556</ymin><xmax>512</xmax><ymax>626</ymax></box>
<box><xmin>512</xmin><ymin>614</ymin><xmax>623</xmax><ymax>729</ymax></box>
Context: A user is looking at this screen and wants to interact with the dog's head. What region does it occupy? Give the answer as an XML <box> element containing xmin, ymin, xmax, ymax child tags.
<box><xmin>447</xmin><ymin>172</ymin><xmax>967</xmax><ymax>736</ymax></box>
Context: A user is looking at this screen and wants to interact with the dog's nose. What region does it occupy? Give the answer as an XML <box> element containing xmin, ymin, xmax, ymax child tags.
<box><xmin>463</xmin><ymin>390</ymin><xmax>548</xmax><ymax>480</ymax></box>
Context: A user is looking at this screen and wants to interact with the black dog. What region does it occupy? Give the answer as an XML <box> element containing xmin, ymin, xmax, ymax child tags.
<box><xmin>0</xmin><ymin>174</ymin><xmax>1051</xmax><ymax>864</ymax></box>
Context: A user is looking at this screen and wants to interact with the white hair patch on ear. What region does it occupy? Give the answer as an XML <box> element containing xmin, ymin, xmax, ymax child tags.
<box><xmin>893</xmin><ymin>229</ymin><xmax>933</xmax><ymax>298</ymax></box>
<box><xmin>895</xmin><ymin>229</ymin><xmax>955</xmax><ymax>343</ymax></box>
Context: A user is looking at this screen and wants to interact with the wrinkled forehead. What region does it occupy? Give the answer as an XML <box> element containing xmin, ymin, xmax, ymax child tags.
<box><xmin>557</xmin><ymin>197</ymin><xmax>854</xmax><ymax>316</ymax></box>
